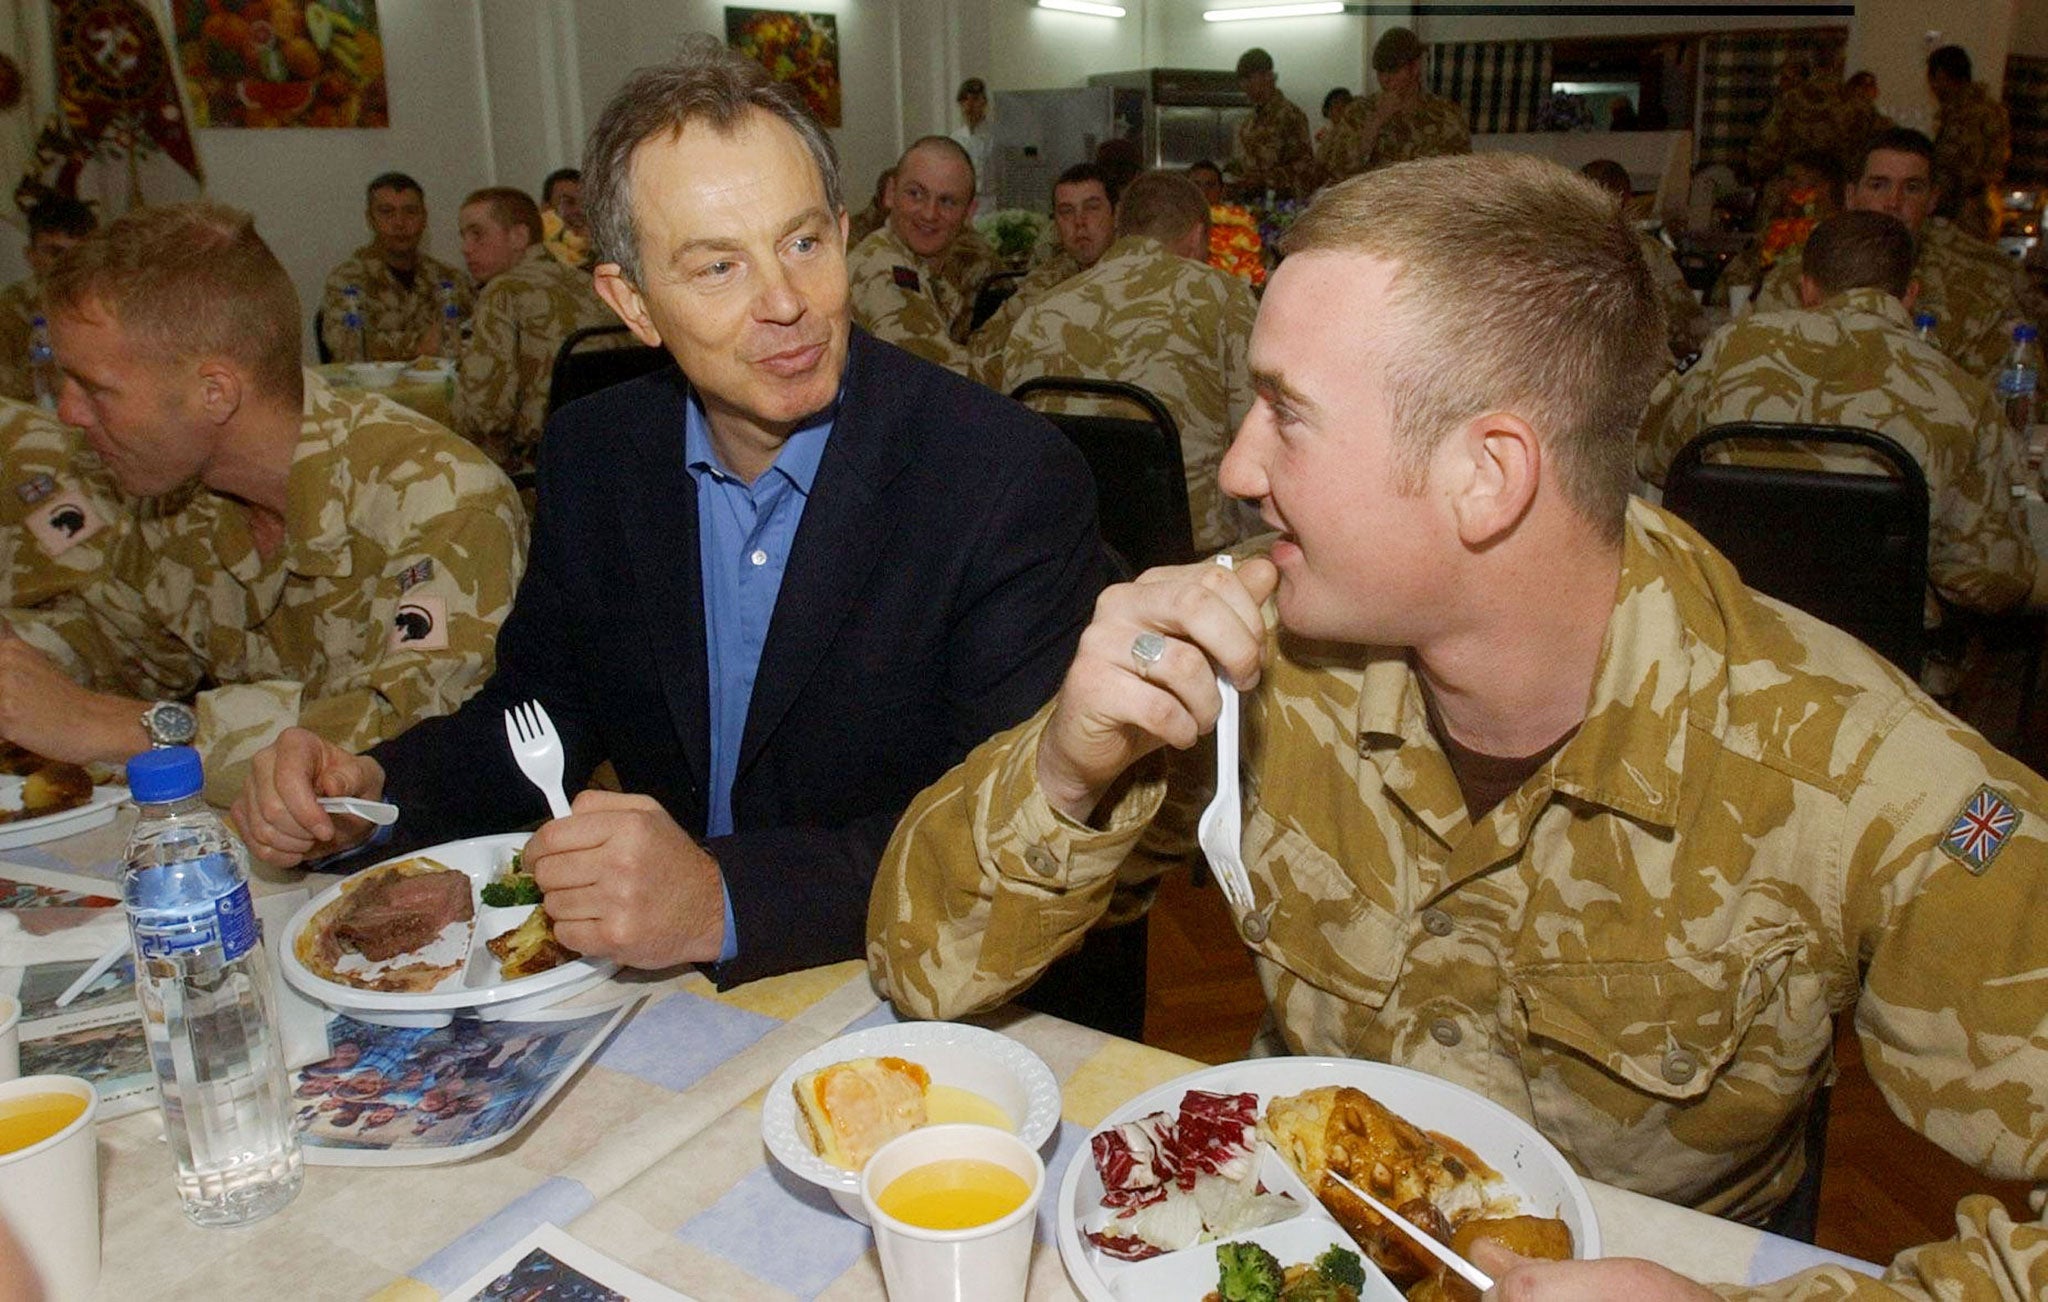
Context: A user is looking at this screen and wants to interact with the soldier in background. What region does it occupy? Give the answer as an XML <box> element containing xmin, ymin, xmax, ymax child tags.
<box><xmin>847</xmin><ymin>136</ymin><xmax>998</xmax><ymax>374</ymax></box>
<box><xmin>1189</xmin><ymin>160</ymin><xmax>1225</xmax><ymax>209</ymax></box>
<box><xmin>1228</xmin><ymin>48</ymin><xmax>1317</xmax><ymax>200</ymax></box>
<box><xmin>451</xmin><ymin>187</ymin><xmax>619</xmax><ymax>478</ymax></box>
<box><xmin>872</xmin><ymin>154</ymin><xmax>2048</xmax><ymax>1300</ymax></box>
<box><xmin>848</xmin><ymin>166</ymin><xmax>895</xmax><ymax>246</ymax></box>
<box><xmin>983</xmin><ymin>171</ymin><xmax>1258</xmax><ymax>553</ymax></box>
<box><xmin>1641</xmin><ymin>210</ymin><xmax>2038</xmax><ymax>628</ymax></box>
<box><xmin>972</xmin><ymin>163</ymin><xmax>1120</xmax><ymax>366</ymax></box>
<box><xmin>1581</xmin><ymin>159</ymin><xmax>1708</xmax><ymax>361</ymax></box>
<box><xmin>0</xmin><ymin>198</ymin><xmax>96</xmax><ymax>405</ymax></box>
<box><xmin>1928</xmin><ymin>45</ymin><xmax>2011</xmax><ymax>241</ymax></box>
<box><xmin>950</xmin><ymin>77</ymin><xmax>996</xmax><ymax>210</ymax></box>
<box><xmin>318</xmin><ymin>172</ymin><xmax>472</xmax><ymax>363</ymax></box>
<box><xmin>15</xmin><ymin>202</ymin><xmax>524</xmax><ymax>804</ymax></box>
<box><xmin>1754</xmin><ymin>128</ymin><xmax>2030</xmax><ymax>382</ymax></box>
<box><xmin>539</xmin><ymin>167</ymin><xmax>592</xmax><ymax>270</ymax></box>
<box><xmin>1745</xmin><ymin>56</ymin><xmax>1856</xmax><ymax>203</ymax></box>
<box><xmin>1318</xmin><ymin>87</ymin><xmax>1353</xmax><ymax>151</ymax></box>
<box><xmin>1317</xmin><ymin>27</ymin><xmax>1470</xmax><ymax>184</ymax></box>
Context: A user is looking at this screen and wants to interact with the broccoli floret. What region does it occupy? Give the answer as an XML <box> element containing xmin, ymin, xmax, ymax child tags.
<box><xmin>1216</xmin><ymin>1241</ymin><xmax>1286</xmax><ymax>1302</ymax></box>
<box><xmin>1313</xmin><ymin>1245</ymin><xmax>1366</xmax><ymax>1290</ymax></box>
<box><xmin>480</xmin><ymin>871</ymin><xmax>543</xmax><ymax>907</ymax></box>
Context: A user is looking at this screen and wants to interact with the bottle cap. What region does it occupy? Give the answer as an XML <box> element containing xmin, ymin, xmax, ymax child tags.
<box><xmin>1913</xmin><ymin>312</ymin><xmax>1937</xmax><ymax>329</ymax></box>
<box><xmin>2017</xmin><ymin>324</ymin><xmax>2039</xmax><ymax>342</ymax></box>
<box><xmin>128</xmin><ymin>746</ymin><xmax>204</xmax><ymax>803</ymax></box>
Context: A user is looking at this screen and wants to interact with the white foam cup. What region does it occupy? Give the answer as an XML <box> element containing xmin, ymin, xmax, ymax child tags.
<box><xmin>1727</xmin><ymin>283</ymin><xmax>1753</xmax><ymax>318</ymax></box>
<box><xmin>0</xmin><ymin>1075</ymin><xmax>101</xmax><ymax>1301</ymax></box>
<box><xmin>859</xmin><ymin>1123</ymin><xmax>1045</xmax><ymax>1302</ymax></box>
<box><xmin>0</xmin><ymin>996</ymin><xmax>18</xmax><ymax>1082</ymax></box>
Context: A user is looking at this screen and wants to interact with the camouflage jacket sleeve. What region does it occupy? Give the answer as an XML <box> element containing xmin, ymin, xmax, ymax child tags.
<box><xmin>1710</xmin><ymin>1196</ymin><xmax>2046</xmax><ymax>1300</ymax></box>
<box><xmin>1753</xmin><ymin>256</ymin><xmax>1805</xmax><ymax>314</ymax></box>
<box><xmin>868</xmin><ymin>705</ymin><xmax>1211</xmax><ymax>1018</ymax></box>
<box><xmin>1924</xmin><ymin>382</ymin><xmax>2035</xmax><ymax>614</ymax></box>
<box><xmin>451</xmin><ymin>282</ymin><xmax>524</xmax><ymax>464</ymax></box>
<box><xmin>1636</xmin><ymin>355</ymin><xmax>1705</xmax><ymax>488</ymax></box>
<box><xmin>849</xmin><ymin>259</ymin><xmax>972</xmax><ymax>374</ymax></box>
<box><xmin>191</xmin><ymin>494</ymin><xmax>526</xmax><ymax>803</ymax></box>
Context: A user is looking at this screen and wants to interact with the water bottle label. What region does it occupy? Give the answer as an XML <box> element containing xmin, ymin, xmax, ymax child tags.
<box><xmin>133</xmin><ymin>871</ymin><xmax>258</xmax><ymax>963</ymax></box>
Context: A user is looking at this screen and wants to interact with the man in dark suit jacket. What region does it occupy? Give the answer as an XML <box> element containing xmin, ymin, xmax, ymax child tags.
<box><xmin>232</xmin><ymin>38</ymin><xmax>1107</xmax><ymax>989</ymax></box>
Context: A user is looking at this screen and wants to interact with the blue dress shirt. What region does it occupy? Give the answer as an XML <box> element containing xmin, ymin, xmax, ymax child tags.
<box><xmin>684</xmin><ymin>394</ymin><xmax>834</xmax><ymax>961</ymax></box>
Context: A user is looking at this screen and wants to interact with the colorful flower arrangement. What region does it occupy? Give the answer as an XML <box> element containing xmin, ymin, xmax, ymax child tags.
<box><xmin>977</xmin><ymin>209</ymin><xmax>1052</xmax><ymax>267</ymax></box>
<box><xmin>1758</xmin><ymin>184</ymin><xmax>1826</xmax><ymax>267</ymax></box>
<box><xmin>1209</xmin><ymin>204</ymin><xmax>1265</xmax><ymax>287</ymax></box>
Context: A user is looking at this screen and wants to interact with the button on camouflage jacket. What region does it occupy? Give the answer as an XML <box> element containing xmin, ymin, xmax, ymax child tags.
<box><xmin>1639</xmin><ymin>287</ymin><xmax>2035</xmax><ymax>620</ymax></box>
<box><xmin>872</xmin><ymin>499</ymin><xmax>2048</xmax><ymax>1300</ymax></box>
<box><xmin>15</xmin><ymin>372</ymin><xmax>526</xmax><ymax>803</ymax></box>
<box><xmin>319</xmin><ymin>245</ymin><xmax>473</xmax><ymax>364</ymax></box>
<box><xmin>978</xmin><ymin>234</ymin><xmax>1261</xmax><ymax>552</ymax></box>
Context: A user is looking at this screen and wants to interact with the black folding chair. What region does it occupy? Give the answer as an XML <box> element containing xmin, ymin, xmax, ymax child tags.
<box><xmin>1009</xmin><ymin>376</ymin><xmax>1197</xmax><ymax>578</ymax></box>
<box><xmin>545</xmin><ymin>324</ymin><xmax>671</xmax><ymax>417</ymax></box>
<box><xmin>1662</xmin><ymin>421</ymin><xmax>1930</xmax><ymax>679</ymax></box>
<box><xmin>313</xmin><ymin>309</ymin><xmax>333</xmax><ymax>364</ymax></box>
<box><xmin>970</xmin><ymin>270</ymin><xmax>1027</xmax><ymax>332</ymax></box>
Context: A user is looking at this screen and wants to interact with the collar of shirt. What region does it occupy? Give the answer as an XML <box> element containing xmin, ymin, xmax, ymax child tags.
<box><xmin>681</xmin><ymin>391</ymin><xmax>832</xmax><ymax>493</ymax></box>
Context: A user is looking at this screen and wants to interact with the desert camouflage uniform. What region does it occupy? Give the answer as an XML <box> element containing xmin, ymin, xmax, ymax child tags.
<box><xmin>1639</xmin><ymin>231</ymin><xmax>1709</xmax><ymax>360</ymax></box>
<box><xmin>847</xmin><ymin>225</ymin><xmax>994</xmax><ymax>375</ymax></box>
<box><xmin>1746</xmin><ymin>76</ymin><xmax>1856</xmax><ymax>188</ymax></box>
<box><xmin>849</xmin><ymin>202</ymin><xmax>890</xmax><ymax>247</ymax></box>
<box><xmin>26</xmin><ymin>372</ymin><xmax>525</xmax><ymax>804</ymax></box>
<box><xmin>969</xmin><ymin>245</ymin><xmax>1088</xmax><ymax>373</ymax></box>
<box><xmin>318</xmin><ymin>245</ymin><xmax>473</xmax><ymax>363</ymax></box>
<box><xmin>981</xmin><ymin>235</ymin><xmax>1259</xmax><ymax>552</ymax></box>
<box><xmin>1316</xmin><ymin>90</ymin><xmax>1471</xmax><ymax>183</ymax></box>
<box><xmin>1933</xmin><ymin>81</ymin><xmax>2012</xmax><ymax>241</ymax></box>
<box><xmin>0</xmin><ymin>399</ymin><xmax>132</xmax><ymax>612</ymax></box>
<box><xmin>872</xmin><ymin>498</ymin><xmax>2048</xmax><ymax>1299</ymax></box>
<box><xmin>0</xmin><ymin>278</ymin><xmax>39</xmax><ymax>405</ymax></box>
<box><xmin>1639</xmin><ymin>288</ymin><xmax>2034</xmax><ymax>621</ymax></box>
<box><xmin>451</xmin><ymin>244</ymin><xmax>618</xmax><ymax>477</ymax></box>
<box><xmin>1231</xmin><ymin>93</ymin><xmax>1319</xmax><ymax>199</ymax></box>
<box><xmin>1755</xmin><ymin>219</ymin><xmax>2029</xmax><ymax>380</ymax></box>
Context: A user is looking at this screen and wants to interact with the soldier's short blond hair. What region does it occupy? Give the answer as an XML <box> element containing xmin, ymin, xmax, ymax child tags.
<box><xmin>584</xmin><ymin>34</ymin><xmax>841</xmax><ymax>285</ymax></box>
<box><xmin>1280</xmin><ymin>154</ymin><xmax>1663</xmax><ymax>541</ymax></box>
<box><xmin>1115</xmin><ymin>171</ymin><xmax>1209</xmax><ymax>244</ymax></box>
<box><xmin>43</xmin><ymin>201</ymin><xmax>302</xmax><ymax>401</ymax></box>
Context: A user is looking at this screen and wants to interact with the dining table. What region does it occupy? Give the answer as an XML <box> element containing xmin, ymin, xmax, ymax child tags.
<box><xmin>3</xmin><ymin>811</ymin><xmax>1885</xmax><ymax>1302</ymax></box>
<box><xmin>314</xmin><ymin>362</ymin><xmax>456</xmax><ymax>431</ymax></box>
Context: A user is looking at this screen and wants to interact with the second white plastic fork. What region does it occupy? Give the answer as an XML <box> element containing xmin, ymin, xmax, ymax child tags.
<box><xmin>1193</xmin><ymin>554</ymin><xmax>1258</xmax><ymax>926</ymax></box>
<box><xmin>504</xmin><ymin>699</ymin><xmax>572</xmax><ymax>818</ymax></box>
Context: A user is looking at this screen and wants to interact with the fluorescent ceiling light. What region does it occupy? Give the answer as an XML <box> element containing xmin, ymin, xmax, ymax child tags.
<box><xmin>1204</xmin><ymin>2</ymin><xmax>1345</xmax><ymax>20</ymax></box>
<box><xmin>1038</xmin><ymin>0</ymin><xmax>1127</xmax><ymax>17</ymax></box>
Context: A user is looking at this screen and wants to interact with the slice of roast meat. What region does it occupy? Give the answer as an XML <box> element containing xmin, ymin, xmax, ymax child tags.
<box><xmin>333</xmin><ymin>868</ymin><xmax>474</xmax><ymax>961</ymax></box>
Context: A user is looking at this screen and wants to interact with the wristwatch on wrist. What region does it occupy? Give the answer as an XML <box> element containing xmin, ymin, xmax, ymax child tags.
<box><xmin>140</xmin><ymin>701</ymin><xmax>198</xmax><ymax>748</ymax></box>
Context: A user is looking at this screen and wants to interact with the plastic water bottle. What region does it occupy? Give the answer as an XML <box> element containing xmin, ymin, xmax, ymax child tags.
<box><xmin>340</xmin><ymin>284</ymin><xmax>367</xmax><ymax>362</ymax></box>
<box><xmin>1912</xmin><ymin>311</ymin><xmax>1938</xmax><ymax>344</ymax></box>
<box><xmin>1994</xmin><ymin>323</ymin><xmax>2041</xmax><ymax>439</ymax></box>
<box><xmin>122</xmin><ymin>747</ymin><xmax>303</xmax><ymax>1227</ymax></box>
<box><xmin>26</xmin><ymin>314</ymin><xmax>58</xmax><ymax>411</ymax></box>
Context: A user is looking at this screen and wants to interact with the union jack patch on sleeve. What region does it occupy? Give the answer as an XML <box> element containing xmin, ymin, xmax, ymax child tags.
<box><xmin>1939</xmin><ymin>784</ymin><xmax>2020</xmax><ymax>874</ymax></box>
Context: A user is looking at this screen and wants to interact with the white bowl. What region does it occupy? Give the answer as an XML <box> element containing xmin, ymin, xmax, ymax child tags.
<box><xmin>401</xmin><ymin>359</ymin><xmax>454</xmax><ymax>382</ymax></box>
<box><xmin>762</xmin><ymin>1021</ymin><xmax>1062</xmax><ymax>1221</ymax></box>
<box><xmin>347</xmin><ymin>361</ymin><xmax>408</xmax><ymax>388</ymax></box>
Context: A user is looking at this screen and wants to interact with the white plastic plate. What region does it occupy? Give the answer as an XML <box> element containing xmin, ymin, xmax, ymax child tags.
<box><xmin>279</xmin><ymin>833</ymin><xmax>614</xmax><ymax>1027</ymax></box>
<box><xmin>1056</xmin><ymin>1057</ymin><xmax>1602</xmax><ymax>1302</ymax></box>
<box><xmin>0</xmin><ymin>782</ymin><xmax>127</xmax><ymax>849</ymax></box>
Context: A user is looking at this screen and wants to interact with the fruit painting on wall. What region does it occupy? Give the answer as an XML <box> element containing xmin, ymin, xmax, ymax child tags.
<box><xmin>170</xmin><ymin>0</ymin><xmax>387</xmax><ymax>129</ymax></box>
<box><xmin>725</xmin><ymin>8</ymin><xmax>841</xmax><ymax>129</ymax></box>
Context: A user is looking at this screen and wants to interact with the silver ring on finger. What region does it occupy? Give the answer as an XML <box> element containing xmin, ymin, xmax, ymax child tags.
<box><xmin>1130</xmin><ymin>631</ymin><xmax>1167</xmax><ymax>679</ymax></box>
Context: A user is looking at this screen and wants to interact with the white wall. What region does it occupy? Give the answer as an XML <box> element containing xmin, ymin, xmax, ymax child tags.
<box><xmin>2015</xmin><ymin>0</ymin><xmax>2048</xmax><ymax>58</ymax></box>
<box><xmin>1846</xmin><ymin>0</ymin><xmax>2014</xmax><ymax>134</ymax></box>
<box><xmin>162</xmin><ymin>0</ymin><xmax>496</xmax><ymax>356</ymax></box>
<box><xmin>983</xmin><ymin>1</ymin><xmax>1148</xmax><ymax>92</ymax></box>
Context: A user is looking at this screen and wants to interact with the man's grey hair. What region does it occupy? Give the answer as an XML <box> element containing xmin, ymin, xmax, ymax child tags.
<box><xmin>584</xmin><ymin>34</ymin><xmax>843</xmax><ymax>284</ymax></box>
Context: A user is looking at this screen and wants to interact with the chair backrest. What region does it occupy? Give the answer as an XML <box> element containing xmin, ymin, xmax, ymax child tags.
<box><xmin>1661</xmin><ymin>420</ymin><xmax>1930</xmax><ymax>677</ymax></box>
<box><xmin>1010</xmin><ymin>376</ymin><xmax>1196</xmax><ymax>577</ymax></box>
<box><xmin>970</xmin><ymin>270</ymin><xmax>1027</xmax><ymax>332</ymax></box>
<box><xmin>546</xmin><ymin>324</ymin><xmax>672</xmax><ymax>417</ymax></box>
<box><xmin>313</xmin><ymin>308</ymin><xmax>333</xmax><ymax>364</ymax></box>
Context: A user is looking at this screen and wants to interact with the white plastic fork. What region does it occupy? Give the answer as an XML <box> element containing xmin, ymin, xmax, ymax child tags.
<box><xmin>504</xmin><ymin>699</ymin><xmax>573</xmax><ymax>818</ymax></box>
<box><xmin>1325</xmin><ymin>1169</ymin><xmax>1496</xmax><ymax>1292</ymax></box>
<box><xmin>1194</xmin><ymin>554</ymin><xmax>1259</xmax><ymax>926</ymax></box>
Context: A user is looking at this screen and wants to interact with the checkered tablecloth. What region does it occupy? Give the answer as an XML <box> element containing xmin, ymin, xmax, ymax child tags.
<box><xmin>18</xmin><ymin>817</ymin><xmax>1876</xmax><ymax>1300</ymax></box>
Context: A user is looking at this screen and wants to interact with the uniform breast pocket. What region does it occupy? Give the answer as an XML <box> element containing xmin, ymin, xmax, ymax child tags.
<box><xmin>1506</xmin><ymin>923</ymin><xmax>1830</xmax><ymax>1179</ymax></box>
<box><xmin>1239</xmin><ymin>805</ymin><xmax>1407</xmax><ymax>1018</ymax></box>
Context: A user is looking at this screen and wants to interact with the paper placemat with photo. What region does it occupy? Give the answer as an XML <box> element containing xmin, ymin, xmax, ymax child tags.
<box><xmin>297</xmin><ymin>997</ymin><xmax>637</xmax><ymax>1166</ymax></box>
<box><xmin>443</xmin><ymin>1222</ymin><xmax>696</xmax><ymax>1301</ymax></box>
